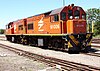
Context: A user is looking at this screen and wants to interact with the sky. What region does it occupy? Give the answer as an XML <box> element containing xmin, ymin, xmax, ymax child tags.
<box><xmin>0</xmin><ymin>0</ymin><xmax>100</xmax><ymax>29</ymax></box>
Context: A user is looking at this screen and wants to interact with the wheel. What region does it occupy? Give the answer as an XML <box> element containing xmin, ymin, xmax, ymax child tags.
<box><xmin>54</xmin><ymin>42</ymin><xmax>59</xmax><ymax>48</ymax></box>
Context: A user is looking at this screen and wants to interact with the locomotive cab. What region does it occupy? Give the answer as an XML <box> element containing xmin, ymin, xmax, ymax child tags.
<box><xmin>67</xmin><ymin>6</ymin><xmax>86</xmax><ymax>34</ymax></box>
<box><xmin>60</xmin><ymin>5</ymin><xmax>86</xmax><ymax>34</ymax></box>
<box><xmin>60</xmin><ymin>5</ymin><xmax>92</xmax><ymax>52</ymax></box>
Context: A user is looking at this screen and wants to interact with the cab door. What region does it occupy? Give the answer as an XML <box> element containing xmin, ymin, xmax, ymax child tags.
<box><xmin>61</xmin><ymin>12</ymin><xmax>67</xmax><ymax>34</ymax></box>
<box><xmin>62</xmin><ymin>21</ymin><xmax>67</xmax><ymax>33</ymax></box>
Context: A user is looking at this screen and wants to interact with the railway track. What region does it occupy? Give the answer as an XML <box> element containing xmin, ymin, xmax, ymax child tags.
<box><xmin>87</xmin><ymin>53</ymin><xmax>100</xmax><ymax>57</ymax></box>
<box><xmin>91</xmin><ymin>38</ymin><xmax>100</xmax><ymax>49</ymax></box>
<box><xmin>82</xmin><ymin>52</ymin><xmax>100</xmax><ymax>57</ymax></box>
<box><xmin>0</xmin><ymin>37</ymin><xmax>100</xmax><ymax>58</ymax></box>
<box><xmin>92</xmin><ymin>45</ymin><xmax>100</xmax><ymax>48</ymax></box>
<box><xmin>92</xmin><ymin>39</ymin><xmax>100</xmax><ymax>44</ymax></box>
<box><xmin>0</xmin><ymin>43</ymin><xmax>100</xmax><ymax>71</ymax></box>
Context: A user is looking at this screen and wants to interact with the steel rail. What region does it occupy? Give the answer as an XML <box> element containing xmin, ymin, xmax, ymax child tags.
<box><xmin>0</xmin><ymin>43</ymin><xmax>100</xmax><ymax>71</ymax></box>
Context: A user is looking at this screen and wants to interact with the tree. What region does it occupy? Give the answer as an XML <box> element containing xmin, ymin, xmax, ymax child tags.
<box><xmin>94</xmin><ymin>21</ymin><xmax>100</xmax><ymax>35</ymax></box>
<box><xmin>0</xmin><ymin>29</ymin><xmax>5</xmax><ymax>34</ymax></box>
<box><xmin>86</xmin><ymin>8</ymin><xmax>100</xmax><ymax>36</ymax></box>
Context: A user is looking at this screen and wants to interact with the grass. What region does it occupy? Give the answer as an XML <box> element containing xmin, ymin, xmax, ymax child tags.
<box><xmin>93</xmin><ymin>34</ymin><xmax>100</xmax><ymax>39</ymax></box>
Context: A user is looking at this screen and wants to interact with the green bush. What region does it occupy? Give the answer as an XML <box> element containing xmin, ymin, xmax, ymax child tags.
<box><xmin>0</xmin><ymin>29</ymin><xmax>5</xmax><ymax>34</ymax></box>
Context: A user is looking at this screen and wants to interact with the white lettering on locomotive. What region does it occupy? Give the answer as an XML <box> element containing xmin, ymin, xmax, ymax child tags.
<box><xmin>50</xmin><ymin>24</ymin><xmax>60</xmax><ymax>29</ymax></box>
<box><xmin>38</xmin><ymin>17</ymin><xmax>44</xmax><ymax>31</ymax></box>
<box><xmin>76</xmin><ymin>24</ymin><xmax>84</xmax><ymax>27</ymax></box>
<box><xmin>14</xmin><ymin>24</ymin><xmax>16</xmax><ymax>33</ymax></box>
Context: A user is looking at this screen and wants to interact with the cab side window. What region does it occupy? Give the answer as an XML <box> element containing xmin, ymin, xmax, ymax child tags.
<box><xmin>68</xmin><ymin>10</ymin><xmax>73</xmax><ymax>19</ymax></box>
<box><xmin>61</xmin><ymin>12</ymin><xmax>66</xmax><ymax>20</ymax></box>
<box><xmin>18</xmin><ymin>25</ymin><xmax>23</xmax><ymax>30</ymax></box>
<box><xmin>54</xmin><ymin>14</ymin><xmax>59</xmax><ymax>21</ymax></box>
<box><xmin>28</xmin><ymin>23</ymin><xmax>33</xmax><ymax>30</ymax></box>
<box><xmin>74</xmin><ymin>10</ymin><xmax>80</xmax><ymax>19</ymax></box>
<box><xmin>51</xmin><ymin>14</ymin><xmax>59</xmax><ymax>22</ymax></box>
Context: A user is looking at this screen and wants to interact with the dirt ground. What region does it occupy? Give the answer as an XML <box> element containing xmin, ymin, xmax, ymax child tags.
<box><xmin>0</xmin><ymin>47</ymin><xmax>61</xmax><ymax>71</ymax></box>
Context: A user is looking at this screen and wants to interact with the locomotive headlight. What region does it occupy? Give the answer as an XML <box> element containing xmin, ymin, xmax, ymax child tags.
<box><xmin>69</xmin><ymin>16</ymin><xmax>73</xmax><ymax>19</ymax></box>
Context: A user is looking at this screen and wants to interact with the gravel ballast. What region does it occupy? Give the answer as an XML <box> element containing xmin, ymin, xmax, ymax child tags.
<box><xmin>0</xmin><ymin>46</ymin><xmax>61</xmax><ymax>71</ymax></box>
<box><xmin>0</xmin><ymin>40</ymin><xmax>100</xmax><ymax>68</ymax></box>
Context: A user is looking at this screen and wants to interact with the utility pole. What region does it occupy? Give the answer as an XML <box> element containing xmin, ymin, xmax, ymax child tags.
<box><xmin>92</xmin><ymin>21</ymin><xmax>94</xmax><ymax>33</ymax></box>
<box><xmin>63</xmin><ymin>0</ymin><xmax>65</xmax><ymax>6</ymax></box>
<box><xmin>87</xmin><ymin>20</ymin><xmax>89</xmax><ymax>33</ymax></box>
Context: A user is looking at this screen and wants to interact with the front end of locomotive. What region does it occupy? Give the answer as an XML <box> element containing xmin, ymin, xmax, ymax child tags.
<box><xmin>67</xmin><ymin>19</ymin><xmax>92</xmax><ymax>52</ymax></box>
<box><xmin>67</xmin><ymin>33</ymin><xmax>92</xmax><ymax>53</ymax></box>
<box><xmin>61</xmin><ymin>4</ymin><xmax>93</xmax><ymax>52</ymax></box>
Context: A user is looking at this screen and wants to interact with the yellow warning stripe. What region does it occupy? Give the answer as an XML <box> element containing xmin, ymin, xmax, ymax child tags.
<box><xmin>68</xmin><ymin>42</ymin><xmax>73</xmax><ymax>48</ymax></box>
<box><xmin>86</xmin><ymin>34</ymin><xmax>92</xmax><ymax>46</ymax></box>
<box><xmin>88</xmin><ymin>40</ymin><xmax>91</xmax><ymax>46</ymax></box>
<box><xmin>69</xmin><ymin>35</ymin><xmax>79</xmax><ymax>45</ymax></box>
<box><xmin>86</xmin><ymin>34</ymin><xmax>91</xmax><ymax>39</ymax></box>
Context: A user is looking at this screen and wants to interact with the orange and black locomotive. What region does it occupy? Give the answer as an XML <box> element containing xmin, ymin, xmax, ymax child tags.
<box><xmin>5</xmin><ymin>4</ymin><xmax>92</xmax><ymax>52</ymax></box>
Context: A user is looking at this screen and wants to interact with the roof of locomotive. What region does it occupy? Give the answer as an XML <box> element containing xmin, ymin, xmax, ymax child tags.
<box><xmin>27</xmin><ymin>6</ymin><xmax>65</xmax><ymax>18</ymax></box>
<box><xmin>7</xmin><ymin>4</ymin><xmax>85</xmax><ymax>26</ymax></box>
<box><xmin>49</xmin><ymin>7</ymin><xmax>65</xmax><ymax>15</ymax></box>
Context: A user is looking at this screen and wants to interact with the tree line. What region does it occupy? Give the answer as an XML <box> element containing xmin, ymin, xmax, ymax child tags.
<box><xmin>86</xmin><ymin>7</ymin><xmax>100</xmax><ymax>36</ymax></box>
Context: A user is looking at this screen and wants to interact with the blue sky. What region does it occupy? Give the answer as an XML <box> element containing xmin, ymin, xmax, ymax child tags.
<box><xmin>0</xmin><ymin>0</ymin><xmax>100</xmax><ymax>29</ymax></box>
